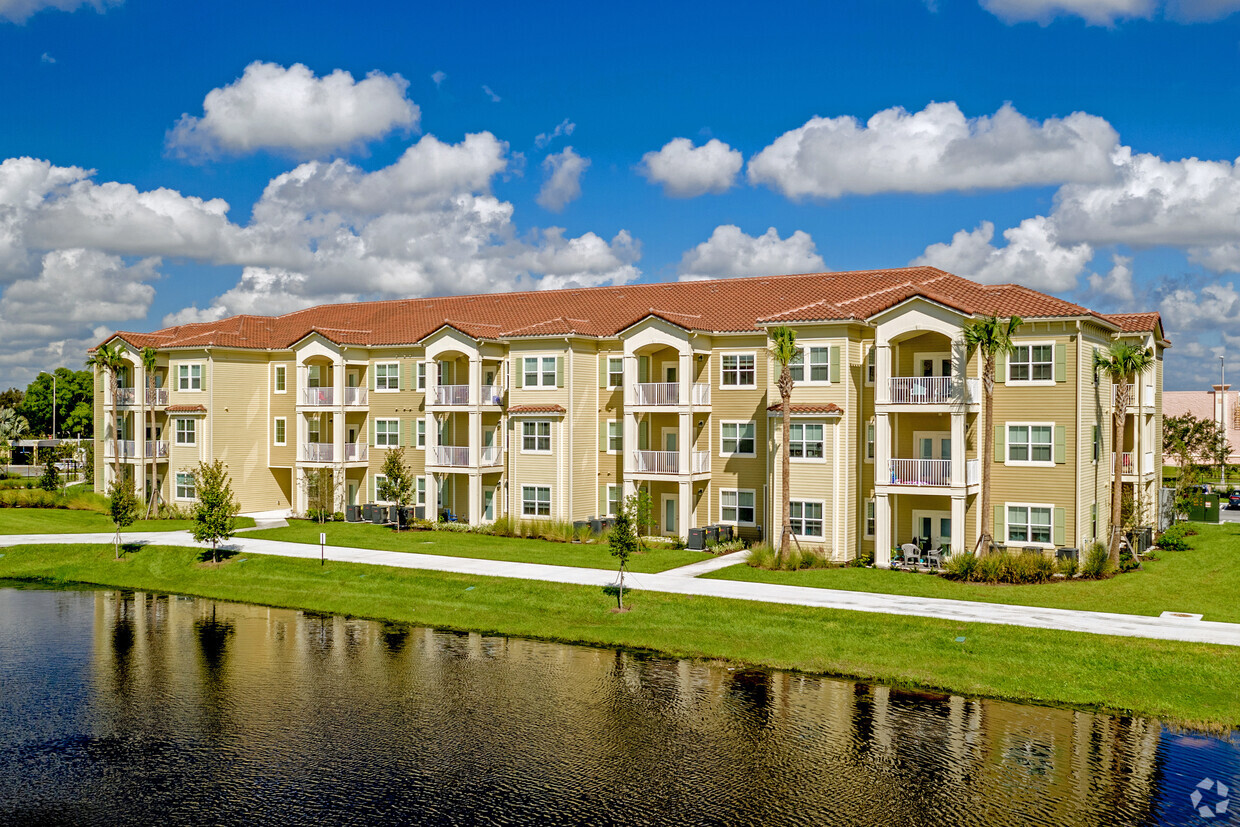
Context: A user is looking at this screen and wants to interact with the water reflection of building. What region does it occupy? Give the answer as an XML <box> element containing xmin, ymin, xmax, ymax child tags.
<box><xmin>88</xmin><ymin>590</ymin><xmax>1166</xmax><ymax>825</ymax></box>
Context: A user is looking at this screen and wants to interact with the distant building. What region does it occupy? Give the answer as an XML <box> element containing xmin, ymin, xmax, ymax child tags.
<box><xmin>1163</xmin><ymin>384</ymin><xmax>1240</xmax><ymax>465</ymax></box>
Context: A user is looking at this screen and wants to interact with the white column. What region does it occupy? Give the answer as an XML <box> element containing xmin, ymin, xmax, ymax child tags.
<box><xmin>875</xmin><ymin>494</ymin><xmax>892</xmax><ymax>567</ymax></box>
<box><xmin>678</xmin><ymin>410</ymin><xmax>691</xmax><ymax>475</ymax></box>
<box><xmin>875</xmin><ymin>343</ymin><xmax>892</xmax><ymax>404</ymax></box>
<box><xmin>624</xmin><ymin>354</ymin><xmax>638</xmax><ymax>407</ymax></box>
<box><xmin>332</xmin><ymin>363</ymin><xmax>345</xmax><ymax>464</ymax></box>
<box><xmin>951</xmin><ymin>496</ymin><xmax>966</xmax><ymax>555</ymax></box>
<box><xmin>950</xmin><ymin>412</ymin><xmax>965</xmax><ymax>487</ymax></box>
<box><xmin>469</xmin><ymin>356</ymin><xmax>482</xmax><ymax>406</ymax></box>
<box><xmin>425</xmin><ymin>411</ymin><xmax>437</xmax><ymax>463</ymax></box>
<box><xmin>427</xmin><ymin>472</ymin><xmax>439</xmax><ymax>521</ymax></box>
<box><xmin>678</xmin><ymin>350</ymin><xmax>692</xmax><ymax>406</ymax></box>
<box><xmin>469</xmin><ymin>410</ymin><xmax>482</xmax><ymax>466</ymax></box>
<box><xmin>468</xmin><ymin>472</ymin><xmax>482</xmax><ymax>524</ymax></box>
<box><xmin>876</xmin><ymin>411</ymin><xmax>891</xmax><ymax>484</ymax></box>
<box><xmin>678</xmin><ymin>479</ymin><xmax>692</xmax><ymax>540</ymax></box>
<box><xmin>426</xmin><ymin>357</ymin><xmax>438</xmax><ymax>404</ymax></box>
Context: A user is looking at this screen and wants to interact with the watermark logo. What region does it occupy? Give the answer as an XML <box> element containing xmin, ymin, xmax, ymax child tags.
<box><xmin>1191</xmin><ymin>777</ymin><xmax>1230</xmax><ymax>820</ymax></box>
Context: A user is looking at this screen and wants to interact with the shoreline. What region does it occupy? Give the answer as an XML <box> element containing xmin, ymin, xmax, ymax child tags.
<box><xmin>1</xmin><ymin>541</ymin><xmax>1238</xmax><ymax>733</ymax></box>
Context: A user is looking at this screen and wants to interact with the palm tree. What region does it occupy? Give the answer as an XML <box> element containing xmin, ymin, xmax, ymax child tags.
<box><xmin>0</xmin><ymin>408</ymin><xmax>30</xmax><ymax>466</ymax></box>
<box><xmin>141</xmin><ymin>346</ymin><xmax>159</xmax><ymax>517</ymax></box>
<box><xmin>1094</xmin><ymin>341</ymin><xmax>1155</xmax><ymax>566</ymax></box>
<box><xmin>963</xmin><ymin>314</ymin><xmax>1022</xmax><ymax>556</ymax></box>
<box><xmin>768</xmin><ymin>326</ymin><xmax>798</xmax><ymax>560</ymax></box>
<box><xmin>86</xmin><ymin>342</ymin><xmax>126</xmax><ymax>486</ymax></box>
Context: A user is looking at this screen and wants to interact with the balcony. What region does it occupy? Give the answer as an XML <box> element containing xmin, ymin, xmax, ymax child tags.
<box><xmin>1112</xmin><ymin>384</ymin><xmax>1156</xmax><ymax>409</ymax></box>
<box><xmin>432</xmin><ymin>445</ymin><xmax>470</xmax><ymax>466</ymax></box>
<box><xmin>887</xmin><ymin>377</ymin><xmax>979</xmax><ymax>405</ymax></box>
<box><xmin>344</xmin><ymin>443</ymin><xmax>367</xmax><ymax>462</ymax></box>
<box><xmin>145</xmin><ymin>389</ymin><xmax>168</xmax><ymax>406</ymax></box>
<box><xmin>103</xmin><ymin>440</ymin><xmax>138</xmax><ymax>458</ymax></box>
<box><xmin>889</xmin><ymin>458</ymin><xmax>951</xmax><ymax>486</ymax></box>
<box><xmin>629</xmin><ymin>382</ymin><xmax>711</xmax><ymax>407</ymax></box>
<box><xmin>480</xmin><ymin>384</ymin><xmax>504</xmax><ymax>406</ymax></box>
<box><xmin>1113</xmin><ymin>451</ymin><xmax>1155</xmax><ymax>476</ymax></box>
<box><xmin>144</xmin><ymin>440</ymin><xmax>169</xmax><ymax>459</ymax></box>
<box><xmin>627</xmin><ymin>449</ymin><xmax>710</xmax><ymax>475</ymax></box>
<box><xmin>342</xmin><ymin>387</ymin><xmax>367</xmax><ymax>406</ymax></box>
<box><xmin>479</xmin><ymin>445</ymin><xmax>503</xmax><ymax>466</ymax></box>
<box><xmin>302</xmin><ymin>442</ymin><xmax>333</xmax><ymax>462</ymax></box>
<box><xmin>109</xmin><ymin>387</ymin><xmax>137</xmax><ymax>406</ymax></box>
<box><xmin>433</xmin><ymin>385</ymin><xmax>470</xmax><ymax>406</ymax></box>
<box><xmin>301</xmin><ymin>387</ymin><xmax>334</xmax><ymax>406</ymax></box>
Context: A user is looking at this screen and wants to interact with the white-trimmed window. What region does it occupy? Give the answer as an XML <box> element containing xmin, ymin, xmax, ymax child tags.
<box><xmin>1007</xmin><ymin>423</ymin><xmax>1053</xmax><ymax>465</ymax></box>
<box><xmin>416</xmin><ymin>420</ymin><xmax>426</xmax><ymax>448</ymax></box>
<box><xmin>865</xmin><ymin>347</ymin><xmax>875</xmax><ymax>386</ymax></box>
<box><xmin>721</xmin><ymin>353</ymin><xmax>756</xmax><ymax>388</ymax></box>
<box><xmin>522</xmin><ymin>485</ymin><xmax>552</xmax><ymax>517</ymax></box>
<box><xmin>417</xmin><ymin>362</ymin><xmax>426</xmax><ymax>390</ymax></box>
<box><xmin>522</xmin><ymin>420</ymin><xmax>551</xmax><ymax>453</ymax></box>
<box><xmin>789</xmin><ymin>346</ymin><xmax>830</xmax><ymax>384</ymax></box>
<box><xmin>721</xmin><ymin>489</ymin><xmax>756</xmax><ymax>525</ymax></box>
<box><xmin>789</xmin><ymin>422</ymin><xmax>825</xmax><ymax>460</ymax></box>
<box><xmin>274</xmin><ymin>418</ymin><xmax>286</xmax><ymax>446</ymax></box>
<box><xmin>416</xmin><ymin>477</ymin><xmax>426</xmax><ymax>506</ymax></box>
<box><xmin>1007</xmin><ymin>504</ymin><xmax>1052</xmax><ymax>545</ymax></box>
<box><xmin>177</xmin><ymin>364</ymin><xmax>202</xmax><ymax>391</ymax></box>
<box><xmin>374</xmin><ymin>474</ymin><xmax>389</xmax><ymax>503</ymax></box>
<box><xmin>721</xmin><ymin>421</ymin><xmax>756</xmax><ymax>456</ymax></box>
<box><xmin>606</xmin><ymin>484</ymin><xmax>621</xmax><ymax>517</ymax></box>
<box><xmin>606</xmin><ymin>420</ymin><xmax>622</xmax><ymax>453</ymax></box>
<box><xmin>375</xmin><ymin>419</ymin><xmax>400</xmax><ymax>447</ymax></box>
<box><xmin>865</xmin><ymin>499</ymin><xmax>876</xmax><ymax>538</ymax></box>
<box><xmin>1008</xmin><ymin>344</ymin><xmax>1053</xmax><ymax>383</ymax></box>
<box><xmin>175</xmin><ymin>472</ymin><xmax>196</xmax><ymax>500</ymax></box>
<box><xmin>174</xmin><ymin>418</ymin><xmax>196</xmax><ymax>445</ymax></box>
<box><xmin>524</xmin><ymin>356</ymin><xmax>557</xmax><ymax>388</ymax></box>
<box><xmin>789</xmin><ymin>500</ymin><xmax>824</xmax><ymax>538</ymax></box>
<box><xmin>375</xmin><ymin>362</ymin><xmax>400</xmax><ymax>391</ymax></box>
<box><xmin>274</xmin><ymin>365</ymin><xmax>287</xmax><ymax>393</ymax></box>
<box><xmin>607</xmin><ymin>357</ymin><xmax>624</xmax><ymax>388</ymax></box>
<box><xmin>865</xmin><ymin>420</ymin><xmax>875</xmax><ymax>462</ymax></box>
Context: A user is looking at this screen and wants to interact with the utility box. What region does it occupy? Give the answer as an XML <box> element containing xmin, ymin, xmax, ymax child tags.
<box><xmin>705</xmin><ymin>525</ymin><xmax>720</xmax><ymax>545</ymax></box>
<box><xmin>1056</xmin><ymin>547</ymin><xmax>1079</xmax><ymax>563</ymax></box>
<box><xmin>687</xmin><ymin>528</ymin><xmax>706</xmax><ymax>551</ymax></box>
<box><xmin>361</xmin><ymin>503</ymin><xmax>374</xmax><ymax>522</ymax></box>
<box><xmin>345</xmin><ymin>505</ymin><xmax>361</xmax><ymax>522</ymax></box>
<box><xmin>1186</xmin><ymin>491</ymin><xmax>1221</xmax><ymax>523</ymax></box>
<box><xmin>371</xmin><ymin>507</ymin><xmax>387</xmax><ymax>525</ymax></box>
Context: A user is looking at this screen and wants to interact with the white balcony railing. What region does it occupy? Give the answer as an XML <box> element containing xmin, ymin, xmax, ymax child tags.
<box><xmin>479</xmin><ymin>445</ymin><xmax>502</xmax><ymax>466</ymax></box>
<box><xmin>1145</xmin><ymin>451</ymin><xmax>1155</xmax><ymax>473</ymax></box>
<box><xmin>1115</xmin><ymin>451</ymin><xmax>1136</xmax><ymax>475</ymax></box>
<box><xmin>1143</xmin><ymin>384</ymin><xmax>1155</xmax><ymax>408</ymax></box>
<box><xmin>627</xmin><ymin>450</ymin><xmax>710</xmax><ymax>475</ymax></box>
<box><xmin>302</xmin><ymin>442</ymin><xmax>333</xmax><ymax>462</ymax></box>
<box><xmin>344</xmin><ymin>443</ymin><xmax>367</xmax><ymax>462</ymax></box>
<box><xmin>343</xmin><ymin>387</ymin><xmax>367</xmax><ymax>406</ymax></box>
<box><xmin>432</xmin><ymin>445</ymin><xmax>471</xmax><ymax>466</ymax></box>
<box><xmin>104</xmin><ymin>440</ymin><xmax>138</xmax><ymax>458</ymax></box>
<box><xmin>111</xmin><ymin>387</ymin><xmax>136</xmax><ymax>406</ymax></box>
<box><xmin>145</xmin><ymin>388</ymin><xmax>168</xmax><ymax>406</ymax></box>
<box><xmin>301</xmin><ymin>387</ymin><xmax>334</xmax><ymax>406</ymax></box>
<box><xmin>480</xmin><ymin>385</ymin><xmax>503</xmax><ymax>405</ymax></box>
<box><xmin>434</xmin><ymin>385</ymin><xmax>470</xmax><ymax>406</ymax></box>
<box><xmin>692</xmin><ymin>382</ymin><xmax>711</xmax><ymax>406</ymax></box>
<box><xmin>632</xmin><ymin>382</ymin><xmax>678</xmax><ymax>406</ymax></box>
<box><xmin>966</xmin><ymin>459</ymin><xmax>979</xmax><ymax>486</ymax></box>
<box><xmin>692</xmin><ymin>450</ymin><xmax>711</xmax><ymax>474</ymax></box>
<box><xmin>888</xmin><ymin>377</ymin><xmax>977</xmax><ymax>405</ymax></box>
<box><xmin>888</xmin><ymin>458</ymin><xmax>951</xmax><ymax>486</ymax></box>
<box><xmin>144</xmin><ymin>440</ymin><xmax>169</xmax><ymax>459</ymax></box>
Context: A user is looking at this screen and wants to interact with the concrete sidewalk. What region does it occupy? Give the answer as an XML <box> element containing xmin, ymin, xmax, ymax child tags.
<box><xmin>3</xmin><ymin>530</ymin><xmax>1239</xmax><ymax>647</ymax></box>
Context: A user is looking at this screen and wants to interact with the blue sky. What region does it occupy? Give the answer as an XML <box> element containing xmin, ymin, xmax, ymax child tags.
<box><xmin>3</xmin><ymin>0</ymin><xmax>1240</xmax><ymax>390</ymax></box>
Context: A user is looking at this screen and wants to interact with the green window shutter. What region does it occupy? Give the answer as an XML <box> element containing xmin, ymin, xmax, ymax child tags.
<box><xmin>638</xmin><ymin>356</ymin><xmax>649</xmax><ymax>384</ymax></box>
<box><xmin>514</xmin><ymin>358</ymin><xmax>523</xmax><ymax>389</ymax></box>
<box><xmin>370</xmin><ymin>367</ymin><xmax>376</xmax><ymax>391</ymax></box>
<box><xmin>1053</xmin><ymin>507</ymin><xmax>1066</xmax><ymax>546</ymax></box>
<box><xmin>408</xmin><ymin>419</ymin><xmax>416</xmax><ymax>447</ymax></box>
<box><xmin>556</xmin><ymin>356</ymin><xmax>565</xmax><ymax>388</ymax></box>
<box><xmin>371</xmin><ymin>474</ymin><xmax>376</xmax><ymax>504</ymax></box>
<box><xmin>395</xmin><ymin>362</ymin><xmax>402</xmax><ymax>391</ymax></box>
<box><xmin>638</xmin><ymin>420</ymin><xmax>648</xmax><ymax>450</ymax></box>
<box><xmin>396</xmin><ymin>420</ymin><xmax>402</xmax><ymax>446</ymax></box>
<box><xmin>370</xmin><ymin>418</ymin><xmax>376</xmax><ymax>447</ymax></box>
<box><xmin>995</xmin><ymin>351</ymin><xmax>1006</xmax><ymax>384</ymax></box>
<box><xmin>994</xmin><ymin>504</ymin><xmax>1005</xmax><ymax>540</ymax></box>
<box><xmin>1054</xmin><ymin>344</ymin><xmax>1066</xmax><ymax>383</ymax></box>
<box><xmin>599</xmin><ymin>355</ymin><xmax>607</xmax><ymax>388</ymax></box>
<box><xmin>598</xmin><ymin>485</ymin><xmax>606</xmax><ymax>515</ymax></box>
<box><xmin>1054</xmin><ymin>425</ymin><xmax>1066</xmax><ymax>464</ymax></box>
<box><xmin>409</xmin><ymin>363</ymin><xmax>416</xmax><ymax>389</ymax></box>
<box><xmin>994</xmin><ymin>424</ymin><xmax>1005</xmax><ymax>461</ymax></box>
<box><xmin>830</xmin><ymin>345</ymin><xmax>840</xmax><ymax>383</ymax></box>
<box><xmin>599</xmin><ymin>421</ymin><xmax>607</xmax><ymax>452</ymax></box>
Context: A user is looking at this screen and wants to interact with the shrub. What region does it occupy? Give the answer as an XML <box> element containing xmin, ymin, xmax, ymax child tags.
<box><xmin>1157</xmin><ymin>523</ymin><xmax>1191</xmax><ymax>551</ymax></box>
<box><xmin>1080</xmin><ymin>543</ymin><xmax>1114</xmax><ymax>579</ymax></box>
<box><xmin>38</xmin><ymin>463</ymin><xmax>60</xmax><ymax>493</ymax></box>
<box><xmin>943</xmin><ymin>551</ymin><xmax>1055</xmax><ymax>584</ymax></box>
<box><xmin>1058</xmin><ymin>556</ymin><xmax>1079</xmax><ymax>578</ymax></box>
<box><xmin>746</xmin><ymin>544</ymin><xmax>829</xmax><ymax>571</ymax></box>
<box><xmin>943</xmin><ymin>552</ymin><xmax>979</xmax><ymax>581</ymax></box>
<box><xmin>1118</xmin><ymin>546</ymin><xmax>1141</xmax><ymax>573</ymax></box>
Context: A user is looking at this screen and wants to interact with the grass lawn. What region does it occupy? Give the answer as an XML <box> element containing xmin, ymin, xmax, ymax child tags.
<box><xmin>0</xmin><ymin>541</ymin><xmax>1236</xmax><ymax>729</ymax></box>
<box><xmin>0</xmin><ymin>508</ymin><xmax>256</xmax><ymax>534</ymax></box>
<box><xmin>245</xmin><ymin>520</ymin><xmax>705</xmax><ymax>573</ymax></box>
<box><xmin>707</xmin><ymin>522</ymin><xmax>1240</xmax><ymax>623</ymax></box>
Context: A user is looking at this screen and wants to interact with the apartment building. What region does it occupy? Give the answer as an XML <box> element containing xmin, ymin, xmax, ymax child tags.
<box><xmin>91</xmin><ymin>267</ymin><xmax>1167</xmax><ymax>564</ymax></box>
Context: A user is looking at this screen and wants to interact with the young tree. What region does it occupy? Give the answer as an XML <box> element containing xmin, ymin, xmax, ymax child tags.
<box><xmin>1094</xmin><ymin>342</ymin><xmax>1155</xmax><ymax>565</ymax></box>
<box><xmin>768</xmin><ymin>325</ymin><xmax>798</xmax><ymax>560</ymax></box>
<box><xmin>38</xmin><ymin>460</ymin><xmax>59</xmax><ymax>493</ymax></box>
<box><xmin>609</xmin><ymin>504</ymin><xmax>639</xmax><ymax>611</ymax></box>
<box><xmin>107</xmin><ymin>475</ymin><xmax>138</xmax><ymax>560</ymax></box>
<box><xmin>302</xmin><ymin>466</ymin><xmax>343</xmax><ymax>523</ymax></box>
<box><xmin>191</xmin><ymin>460</ymin><xmax>240</xmax><ymax>563</ymax></box>
<box><xmin>1163</xmin><ymin>412</ymin><xmax>1209</xmax><ymax>521</ymax></box>
<box><xmin>376</xmin><ymin>447</ymin><xmax>414</xmax><ymax>530</ymax></box>
<box><xmin>624</xmin><ymin>488</ymin><xmax>653</xmax><ymax>548</ymax></box>
<box><xmin>86</xmin><ymin>344</ymin><xmax>126</xmax><ymax>484</ymax></box>
<box><xmin>140</xmin><ymin>346</ymin><xmax>160</xmax><ymax>518</ymax></box>
<box><xmin>964</xmin><ymin>314</ymin><xmax>1023</xmax><ymax>555</ymax></box>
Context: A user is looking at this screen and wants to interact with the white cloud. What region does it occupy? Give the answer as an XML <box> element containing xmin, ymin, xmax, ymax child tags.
<box><xmin>431</xmin><ymin>70</ymin><xmax>446</xmax><ymax>88</ymax></box>
<box><xmin>0</xmin><ymin>0</ymin><xmax>117</xmax><ymax>23</ymax></box>
<box><xmin>639</xmin><ymin>138</ymin><xmax>743</xmax><ymax>198</ymax></box>
<box><xmin>747</xmin><ymin>102</ymin><xmax>1120</xmax><ymax>200</ymax></box>
<box><xmin>40</xmin><ymin>52</ymin><xmax>54</xmax><ymax>63</ymax></box>
<box><xmin>482</xmin><ymin>85</ymin><xmax>501</xmax><ymax>103</ymax></box>
<box><xmin>1085</xmin><ymin>253</ymin><xmax>1135</xmax><ymax>306</ymax></box>
<box><xmin>536</xmin><ymin>147</ymin><xmax>589</xmax><ymax>212</ymax></box>
<box><xmin>535</xmin><ymin>118</ymin><xmax>575</xmax><ymax>149</ymax></box>
<box><xmin>980</xmin><ymin>0</ymin><xmax>1240</xmax><ymax>23</ymax></box>
<box><xmin>167</xmin><ymin>62</ymin><xmax>419</xmax><ymax>157</ymax></box>
<box><xmin>912</xmin><ymin>217</ymin><xmax>1094</xmax><ymax>291</ymax></box>
<box><xmin>678</xmin><ymin>225</ymin><xmax>826</xmax><ymax>281</ymax></box>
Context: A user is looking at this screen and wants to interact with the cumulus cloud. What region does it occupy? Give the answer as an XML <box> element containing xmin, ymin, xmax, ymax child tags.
<box><xmin>536</xmin><ymin>147</ymin><xmax>589</xmax><ymax>212</ymax></box>
<box><xmin>1085</xmin><ymin>253</ymin><xmax>1136</xmax><ymax>307</ymax></box>
<box><xmin>167</xmin><ymin>62</ymin><xmax>419</xmax><ymax>157</ymax></box>
<box><xmin>678</xmin><ymin>225</ymin><xmax>826</xmax><ymax>281</ymax></box>
<box><xmin>639</xmin><ymin>138</ymin><xmax>743</xmax><ymax>198</ymax></box>
<box><xmin>747</xmin><ymin>102</ymin><xmax>1120</xmax><ymax>200</ymax></box>
<box><xmin>535</xmin><ymin>119</ymin><xmax>575</xmax><ymax>149</ymax></box>
<box><xmin>912</xmin><ymin>217</ymin><xmax>1094</xmax><ymax>291</ymax></box>
<box><xmin>431</xmin><ymin>70</ymin><xmax>446</xmax><ymax>87</ymax></box>
<box><xmin>482</xmin><ymin>85</ymin><xmax>501</xmax><ymax>103</ymax></box>
<box><xmin>0</xmin><ymin>0</ymin><xmax>117</xmax><ymax>23</ymax></box>
<box><xmin>980</xmin><ymin>0</ymin><xmax>1240</xmax><ymax>24</ymax></box>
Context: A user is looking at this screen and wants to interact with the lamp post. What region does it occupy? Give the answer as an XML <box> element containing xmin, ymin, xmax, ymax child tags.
<box><xmin>1222</xmin><ymin>356</ymin><xmax>1227</xmax><ymax>487</ymax></box>
<box><xmin>51</xmin><ymin>373</ymin><xmax>56</xmax><ymax>440</ymax></box>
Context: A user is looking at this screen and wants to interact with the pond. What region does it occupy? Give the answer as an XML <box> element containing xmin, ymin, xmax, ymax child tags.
<box><xmin>0</xmin><ymin>583</ymin><xmax>1236</xmax><ymax>825</ymax></box>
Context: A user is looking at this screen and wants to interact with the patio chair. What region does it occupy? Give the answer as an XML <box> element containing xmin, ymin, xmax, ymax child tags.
<box><xmin>900</xmin><ymin>543</ymin><xmax>923</xmax><ymax>569</ymax></box>
<box><xmin>440</xmin><ymin>508</ymin><xmax>460</xmax><ymax>523</ymax></box>
<box><xmin>926</xmin><ymin>549</ymin><xmax>943</xmax><ymax>570</ymax></box>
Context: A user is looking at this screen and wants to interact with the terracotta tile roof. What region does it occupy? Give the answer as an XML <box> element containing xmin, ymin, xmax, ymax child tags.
<box><xmin>766</xmin><ymin>402</ymin><xmax>844</xmax><ymax>415</ymax></box>
<box><xmin>103</xmin><ymin>267</ymin><xmax>1146</xmax><ymax>353</ymax></box>
<box><xmin>165</xmin><ymin>404</ymin><xmax>207</xmax><ymax>412</ymax></box>
<box><xmin>1104</xmin><ymin>312</ymin><xmax>1166</xmax><ymax>337</ymax></box>
<box><xmin>507</xmin><ymin>404</ymin><xmax>566</xmax><ymax>414</ymax></box>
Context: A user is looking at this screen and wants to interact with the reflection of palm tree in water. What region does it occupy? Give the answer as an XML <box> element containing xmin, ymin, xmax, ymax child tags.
<box><xmin>109</xmin><ymin>593</ymin><xmax>137</xmax><ymax>694</ymax></box>
<box><xmin>194</xmin><ymin>604</ymin><xmax>235</xmax><ymax>739</ymax></box>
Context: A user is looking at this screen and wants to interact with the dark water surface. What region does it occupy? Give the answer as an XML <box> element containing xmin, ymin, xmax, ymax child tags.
<box><xmin>0</xmin><ymin>584</ymin><xmax>1236</xmax><ymax>826</ymax></box>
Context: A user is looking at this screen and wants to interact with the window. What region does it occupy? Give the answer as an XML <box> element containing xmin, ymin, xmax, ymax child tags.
<box><xmin>1007</xmin><ymin>424</ymin><xmax>1053</xmax><ymax>464</ymax></box>
<box><xmin>274</xmin><ymin>418</ymin><xmax>286</xmax><ymax>446</ymax></box>
<box><xmin>177</xmin><ymin>364</ymin><xmax>202</xmax><ymax>391</ymax></box>
<box><xmin>721</xmin><ymin>421</ymin><xmax>756</xmax><ymax>456</ymax></box>
<box><xmin>417</xmin><ymin>362</ymin><xmax>426</xmax><ymax>390</ymax></box>
<box><xmin>865</xmin><ymin>347</ymin><xmax>875</xmax><ymax>386</ymax></box>
<box><xmin>374</xmin><ymin>474</ymin><xmax>389</xmax><ymax>503</ymax></box>
<box><xmin>417</xmin><ymin>477</ymin><xmax>426</xmax><ymax>506</ymax></box>
<box><xmin>721</xmin><ymin>489</ymin><xmax>756</xmax><ymax>524</ymax></box>
<box><xmin>721</xmin><ymin>353</ymin><xmax>756</xmax><ymax>387</ymax></box>
<box><xmin>789</xmin><ymin>346</ymin><xmax>830</xmax><ymax>383</ymax></box>
<box><xmin>865</xmin><ymin>499</ymin><xmax>876</xmax><ymax>538</ymax></box>
<box><xmin>1009</xmin><ymin>344</ymin><xmax>1053</xmax><ymax>383</ymax></box>
<box><xmin>522</xmin><ymin>485</ymin><xmax>552</xmax><ymax>517</ymax></box>
<box><xmin>865</xmin><ymin>421</ymin><xmax>875</xmax><ymax>461</ymax></box>
<box><xmin>1092</xmin><ymin>425</ymin><xmax>1100</xmax><ymax>462</ymax></box>
<box><xmin>1007</xmin><ymin>504</ymin><xmax>1052</xmax><ymax>545</ymax></box>
<box><xmin>524</xmin><ymin>356</ymin><xmax>557</xmax><ymax>388</ymax></box>
<box><xmin>607</xmin><ymin>357</ymin><xmax>624</xmax><ymax>388</ymax></box>
<box><xmin>274</xmin><ymin>365</ymin><xmax>286</xmax><ymax>393</ymax></box>
<box><xmin>174</xmin><ymin>418</ymin><xmax>196</xmax><ymax>445</ymax></box>
<box><xmin>416</xmin><ymin>420</ymin><xmax>426</xmax><ymax>448</ymax></box>
<box><xmin>789</xmin><ymin>501</ymin><xmax>824</xmax><ymax>538</ymax></box>
<box><xmin>375</xmin><ymin>419</ymin><xmax>400</xmax><ymax>447</ymax></box>
<box><xmin>522</xmin><ymin>420</ymin><xmax>551</xmax><ymax>453</ymax></box>
<box><xmin>789</xmin><ymin>422</ymin><xmax>825</xmax><ymax>460</ymax></box>
<box><xmin>375</xmin><ymin>363</ymin><xmax>399</xmax><ymax>391</ymax></box>
<box><xmin>175</xmin><ymin>472</ymin><xmax>196</xmax><ymax>500</ymax></box>
<box><xmin>606</xmin><ymin>484</ymin><xmax>620</xmax><ymax>517</ymax></box>
<box><xmin>607</xmin><ymin>421</ymin><xmax>622</xmax><ymax>453</ymax></box>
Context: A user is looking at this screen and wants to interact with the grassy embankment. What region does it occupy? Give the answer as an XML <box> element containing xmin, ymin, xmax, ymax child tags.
<box><xmin>0</xmin><ymin>509</ymin><xmax>256</xmax><ymax>534</ymax></box>
<box><xmin>0</xmin><ymin>540</ymin><xmax>1236</xmax><ymax>730</ymax></box>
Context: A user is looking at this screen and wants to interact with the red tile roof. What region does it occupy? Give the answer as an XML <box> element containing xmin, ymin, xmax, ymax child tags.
<box><xmin>165</xmin><ymin>404</ymin><xmax>207</xmax><ymax>412</ymax></box>
<box><xmin>766</xmin><ymin>403</ymin><xmax>845</xmax><ymax>415</ymax></box>
<box><xmin>507</xmin><ymin>404</ymin><xmax>566</xmax><ymax>414</ymax></box>
<box><xmin>103</xmin><ymin>267</ymin><xmax>1140</xmax><ymax>352</ymax></box>
<box><xmin>1104</xmin><ymin>312</ymin><xmax>1163</xmax><ymax>334</ymax></box>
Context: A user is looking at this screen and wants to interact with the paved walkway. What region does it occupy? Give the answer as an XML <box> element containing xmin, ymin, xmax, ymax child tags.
<box><xmin>660</xmin><ymin>550</ymin><xmax>750</xmax><ymax>577</ymax></box>
<box><xmin>3</xmin><ymin>530</ymin><xmax>1239</xmax><ymax>648</ymax></box>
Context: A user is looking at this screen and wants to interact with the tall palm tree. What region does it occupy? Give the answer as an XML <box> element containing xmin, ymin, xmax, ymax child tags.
<box><xmin>1094</xmin><ymin>341</ymin><xmax>1155</xmax><ymax>566</ymax></box>
<box><xmin>768</xmin><ymin>326</ymin><xmax>798</xmax><ymax>560</ymax></box>
<box><xmin>86</xmin><ymin>342</ymin><xmax>125</xmax><ymax>486</ymax></box>
<box><xmin>0</xmin><ymin>408</ymin><xmax>30</xmax><ymax>466</ymax></box>
<box><xmin>964</xmin><ymin>314</ymin><xmax>1022</xmax><ymax>556</ymax></box>
<box><xmin>141</xmin><ymin>346</ymin><xmax>159</xmax><ymax>517</ymax></box>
